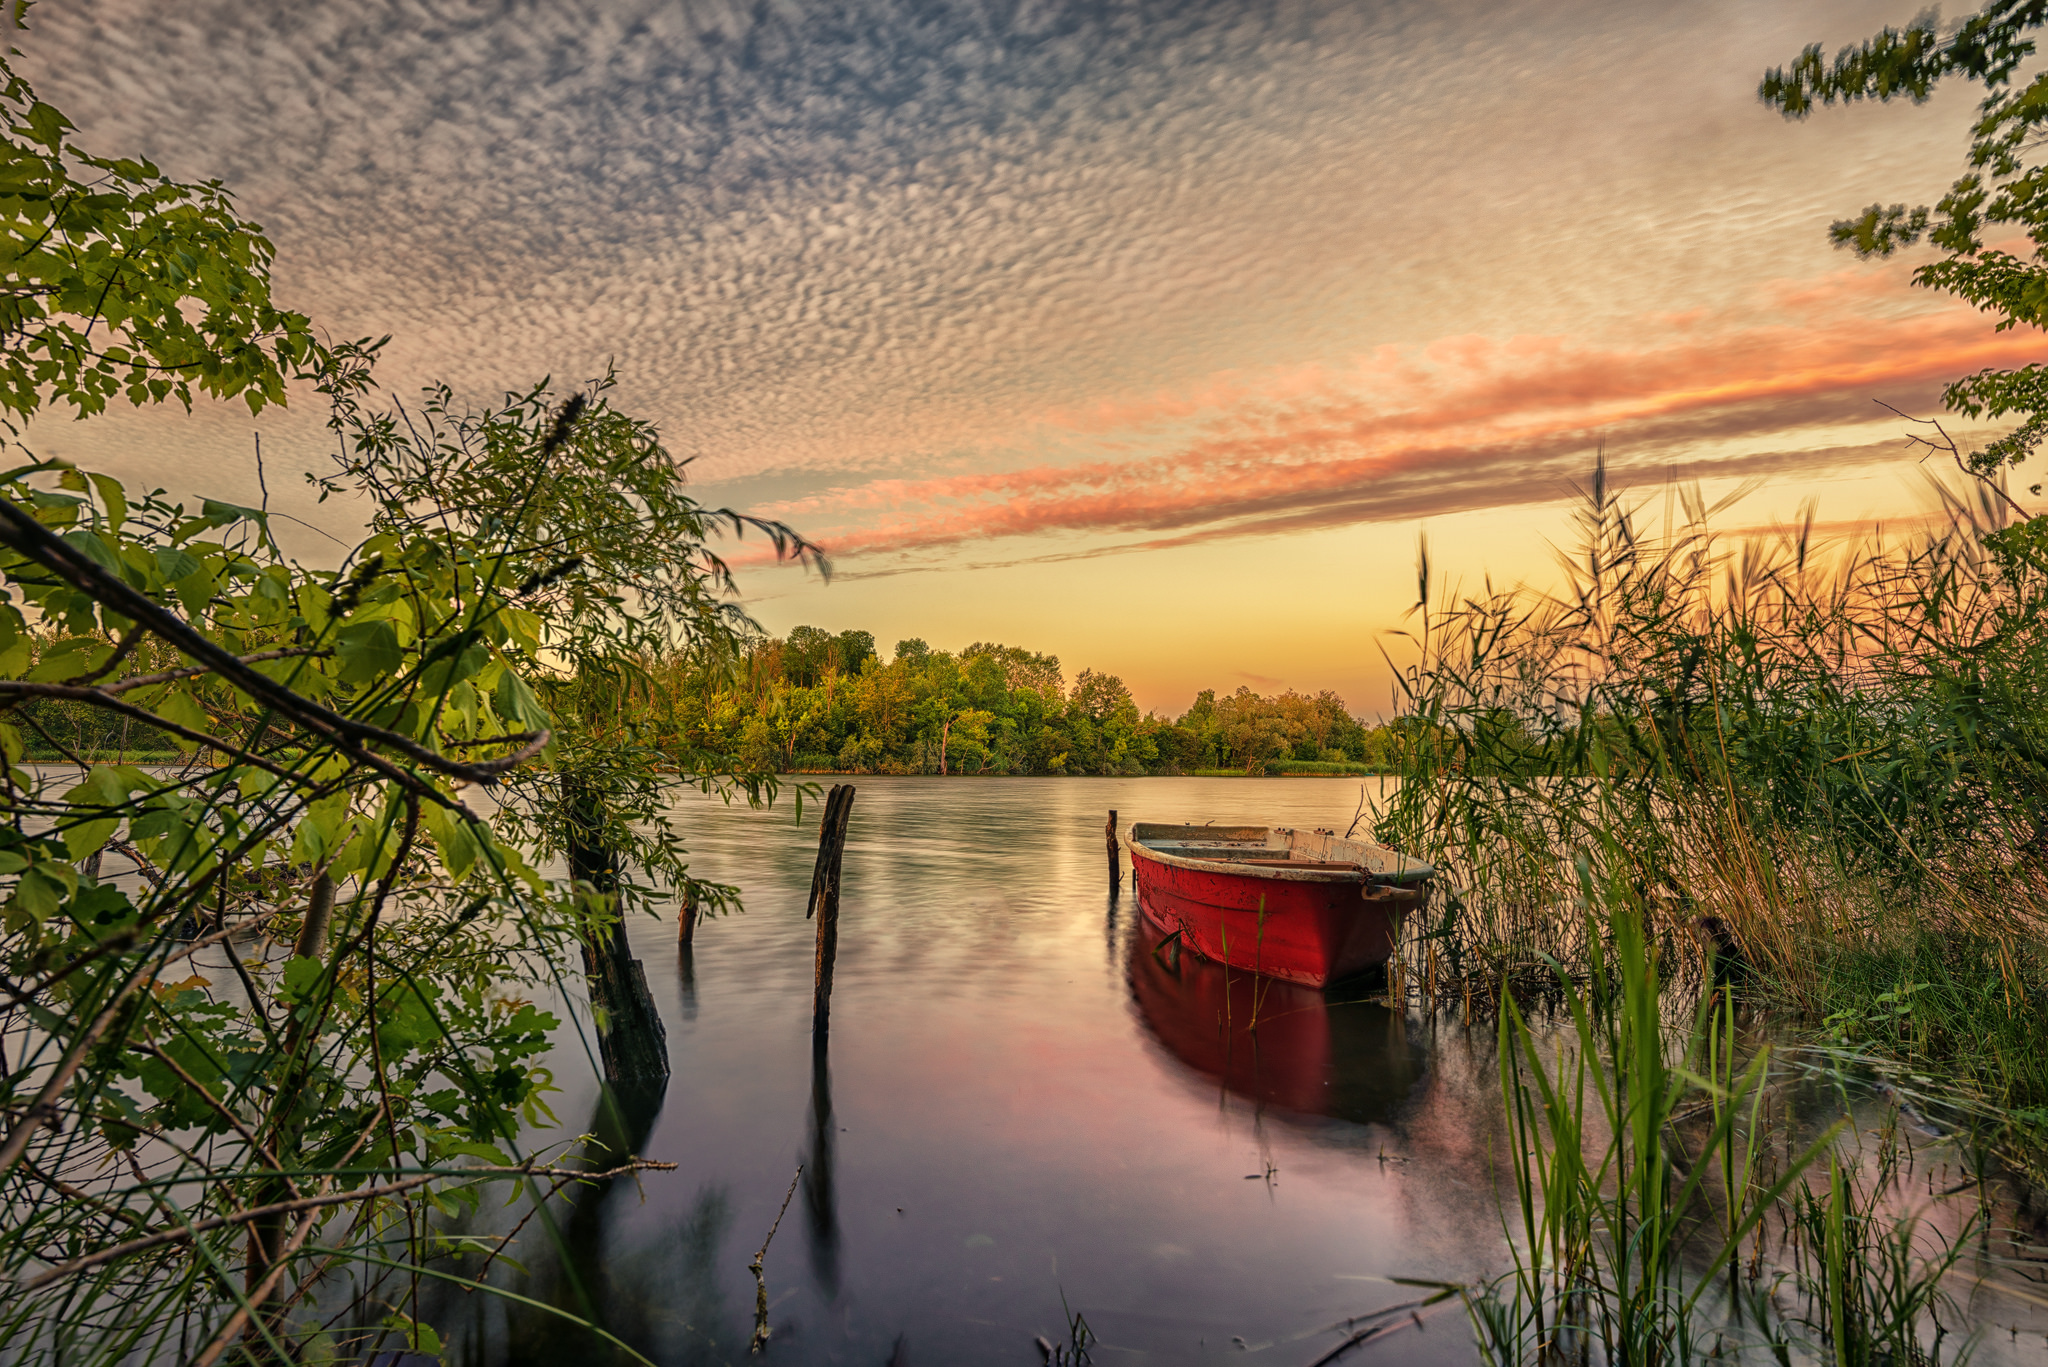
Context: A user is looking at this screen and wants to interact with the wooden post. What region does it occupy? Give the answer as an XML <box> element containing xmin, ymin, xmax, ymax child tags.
<box><xmin>678</xmin><ymin>886</ymin><xmax>699</xmax><ymax>945</ymax></box>
<box><xmin>808</xmin><ymin>784</ymin><xmax>855</xmax><ymax>1040</ymax></box>
<box><xmin>1105</xmin><ymin>809</ymin><xmax>1121</xmax><ymax>897</ymax></box>
<box><xmin>805</xmin><ymin>1022</ymin><xmax>840</xmax><ymax>1293</ymax></box>
<box><xmin>292</xmin><ymin>873</ymin><xmax>335</xmax><ymax>961</ymax></box>
<box><xmin>567</xmin><ymin>774</ymin><xmax>670</xmax><ymax>1083</ymax></box>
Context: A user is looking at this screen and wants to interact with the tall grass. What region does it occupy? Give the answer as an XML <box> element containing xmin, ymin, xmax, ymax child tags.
<box><xmin>1457</xmin><ymin>892</ymin><xmax>1984</xmax><ymax>1365</ymax></box>
<box><xmin>1372</xmin><ymin>458</ymin><xmax>2048</xmax><ymax>1153</ymax></box>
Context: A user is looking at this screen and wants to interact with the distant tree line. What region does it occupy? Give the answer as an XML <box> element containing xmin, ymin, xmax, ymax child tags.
<box><xmin>576</xmin><ymin>627</ymin><xmax>1419</xmax><ymax>775</ymax></box>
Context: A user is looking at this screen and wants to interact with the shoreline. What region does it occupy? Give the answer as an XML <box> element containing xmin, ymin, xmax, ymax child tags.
<box><xmin>778</xmin><ymin>768</ymin><xmax>1394</xmax><ymax>778</ymax></box>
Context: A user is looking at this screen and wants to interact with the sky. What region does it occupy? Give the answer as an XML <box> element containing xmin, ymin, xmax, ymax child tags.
<box><xmin>16</xmin><ymin>0</ymin><xmax>2041</xmax><ymax>715</ymax></box>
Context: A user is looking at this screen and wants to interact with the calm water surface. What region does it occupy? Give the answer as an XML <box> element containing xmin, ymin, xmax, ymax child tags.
<box><xmin>430</xmin><ymin>777</ymin><xmax>2032</xmax><ymax>1366</ymax></box>
<box><xmin>443</xmin><ymin>776</ymin><xmax>1505</xmax><ymax>1366</ymax></box>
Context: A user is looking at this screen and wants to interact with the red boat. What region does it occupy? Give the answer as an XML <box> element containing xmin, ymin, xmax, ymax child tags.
<box><xmin>1126</xmin><ymin>928</ymin><xmax>1424</xmax><ymax>1124</ymax></box>
<box><xmin>1126</xmin><ymin>823</ymin><xmax>1433</xmax><ymax>988</ymax></box>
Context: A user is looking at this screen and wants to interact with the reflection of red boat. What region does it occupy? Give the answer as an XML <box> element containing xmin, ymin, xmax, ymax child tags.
<box><xmin>1127</xmin><ymin>824</ymin><xmax>1433</xmax><ymax>988</ymax></box>
<box><xmin>1127</xmin><ymin>929</ymin><xmax>1424</xmax><ymax>1124</ymax></box>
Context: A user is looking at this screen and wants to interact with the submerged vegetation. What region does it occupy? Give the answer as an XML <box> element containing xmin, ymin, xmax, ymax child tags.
<box><xmin>1447</xmin><ymin>894</ymin><xmax>1997</xmax><ymax>1366</ymax></box>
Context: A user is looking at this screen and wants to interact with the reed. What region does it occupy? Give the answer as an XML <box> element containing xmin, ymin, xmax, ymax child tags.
<box><xmin>1373</xmin><ymin>457</ymin><xmax>2048</xmax><ymax>1163</ymax></box>
<box><xmin>1454</xmin><ymin>891</ymin><xmax>1981</xmax><ymax>1365</ymax></box>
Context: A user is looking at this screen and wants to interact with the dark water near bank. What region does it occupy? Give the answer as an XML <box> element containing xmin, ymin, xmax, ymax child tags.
<box><xmin>429</xmin><ymin>777</ymin><xmax>2036</xmax><ymax>1366</ymax></box>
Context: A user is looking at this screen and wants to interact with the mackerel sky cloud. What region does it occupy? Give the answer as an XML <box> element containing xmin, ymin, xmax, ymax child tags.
<box><xmin>19</xmin><ymin>0</ymin><xmax>2038</xmax><ymax>708</ymax></box>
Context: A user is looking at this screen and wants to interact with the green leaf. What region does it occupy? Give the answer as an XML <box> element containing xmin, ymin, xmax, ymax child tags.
<box><xmin>153</xmin><ymin>546</ymin><xmax>201</xmax><ymax>582</ymax></box>
<box><xmin>152</xmin><ymin>689</ymin><xmax>210</xmax><ymax>748</ymax></box>
<box><xmin>86</xmin><ymin>473</ymin><xmax>127</xmax><ymax>532</ymax></box>
<box><xmin>438</xmin><ymin>1139</ymin><xmax>512</xmax><ymax>1164</ymax></box>
<box><xmin>26</xmin><ymin>638</ymin><xmax>103</xmax><ymax>682</ymax></box>
<box><xmin>495</xmin><ymin>669</ymin><xmax>551</xmax><ymax>733</ymax></box>
<box><xmin>21</xmin><ymin>101</ymin><xmax>75</xmax><ymax>152</ymax></box>
<box><xmin>422</xmin><ymin>800</ymin><xmax>480</xmax><ymax>879</ymax></box>
<box><xmin>60</xmin><ymin>528</ymin><xmax>123</xmax><ymax>577</ymax></box>
<box><xmin>11</xmin><ymin>863</ymin><xmax>71</xmax><ymax>922</ymax></box>
<box><xmin>170</xmin><ymin>559</ymin><xmax>216</xmax><ymax>619</ymax></box>
<box><xmin>197</xmin><ymin>498</ymin><xmax>273</xmax><ymax>544</ymax></box>
<box><xmin>280</xmin><ymin>954</ymin><xmax>326</xmax><ymax>1003</ymax></box>
<box><xmin>336</xmin><ymin>617</ymin><xmax>403</xmax><ymax>685</ymax></box>
<box><xmin>0</xmin><ymin>615</ymin><xmax>26</xmax><ymax>676</ymax></box>
<box><xmin>500</xmin><ymin>607</ymin><xmax>543</xmax><ymax>653</ymax></box>
<box><xmin>62</xmin><ymin>817</ymin><xmax>119</xmax><ymax>863</ymax></box>
<box><xmin>64</xmin><ymin>765</ymin><xmax>132</xmax><ymax>807</ymax></box>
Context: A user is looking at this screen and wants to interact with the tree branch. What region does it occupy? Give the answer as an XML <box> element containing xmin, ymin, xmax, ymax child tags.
<box><xmin>6</xmin><ymin>1160</ymin><xmax>677</xmax><ymax>1293</ymax></box>
<box><xmin>0</xmin><ymin>497</ymin><xmax>547</xmax><ymax>785</ymax></box>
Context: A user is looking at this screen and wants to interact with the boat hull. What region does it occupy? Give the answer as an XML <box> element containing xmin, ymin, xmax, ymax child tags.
<box><xmin>1131</xmin><ymin>850</ymin><xmax>1401</xmax><ymax>988</ymax></box>
<box><xmin>1126</xmin><ymin>930</ymin><xmax>1424</xmax><ymax>1124</ymax></box>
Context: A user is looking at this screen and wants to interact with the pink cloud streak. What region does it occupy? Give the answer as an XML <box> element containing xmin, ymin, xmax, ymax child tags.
<box><xmin>731</xmin><ymin>274</ymin><xmax>2042</xmax><ymax>566</ymax></box>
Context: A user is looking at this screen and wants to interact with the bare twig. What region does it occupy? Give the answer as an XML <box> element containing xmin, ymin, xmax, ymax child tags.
<box><xmin>6</xmin><ymin>1160</ymin><xmax>676</xmax><ymax>1293</ymax></box>
<box><xmin>18</xmin><ymin>1159</ymin><xmax>152</xmax><ymax>1232</ymax></box>
<box><xmin>463</xmin><ymin>1169</ymin><xmax>582</xmax><ymax>1290</ymax></box>
<box><xmin>0</xmin><ymin>680</ymin><xmax>324</xmax><ymax>787</ymax></box>
<box><xmin>749</xmin><ymin>1165</ymin><xmax>803</xmax><ymax>1354</ymax></box>
<box><xmin>132</xmin><ymin>1043</ymin><xmax>303</xmax><ymax>1200</ymax></box>
<box><xmin>192</xmin><ymin>1186</ymin><xmax>325</xmax><ymax>1367</ymax></box>
<box><xmin>0</xmin><ymin>889</ymin><xmax>301</xmax><ymax>1012</ymax></box>
<box><xmin>92</xmin><ymin>646</ymin><xmax>331</xmax><ymax>694</ymax></box>
<box><xmin>65</xmin><ymin>623</ymin><xmax>147</xmax><ymax>688</ymax></box>
<box><xmin>0</xmin><ymin>954</ymin><xmax>158</xmax><ymax>1181</ymax></box>
<box><xmin>1878</xmin><ymin>400</ymin><xmax>2031</xmax><ymax>519</ymax></box>
<box><xmin>1302</xmin><ymin>1297</ymin><xmax>1442</xmax><ymax>1367</ymax></box>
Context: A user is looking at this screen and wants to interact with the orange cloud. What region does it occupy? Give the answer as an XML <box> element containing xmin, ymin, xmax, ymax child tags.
<box><xmin>732</xmin><ymin>274</ymin><xmax>2039</xmax><ymax>568</ymax></box>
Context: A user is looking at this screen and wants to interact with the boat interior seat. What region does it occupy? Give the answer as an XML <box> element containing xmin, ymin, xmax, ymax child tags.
<box><xmin>1238</xmin><ymin>858</ymin><xmax>1363</xmax><ymax>870</ymax></box>
<box><xmin>1142</xmin><ymin>841</ymin><xmax>1275</xmax><ymax>857</ymax></box>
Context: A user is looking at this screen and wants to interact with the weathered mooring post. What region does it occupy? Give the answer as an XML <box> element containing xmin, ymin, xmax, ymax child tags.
<box><xmin>677</xmin><ymin>885</ymin><xmax>699</xmax><ymax>946</ymax></box>
<box><xmin>1105</xmin><ymin>809</ymin><xmax>1121</xmax><ymax>897</ymax></box>
<box><xmin>566</xmin><ymin>774</ymin><xmax>670</xmax><ymax>1083</ymax></box>
<box><xmin>807</xmin><ymin>784</ymin><xmax>856</xmax><ymax>1042</ymax></box>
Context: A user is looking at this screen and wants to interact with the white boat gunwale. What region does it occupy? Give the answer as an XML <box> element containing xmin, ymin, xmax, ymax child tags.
<box><xmin>1126</xmin><ymin>822</ymin><xmax>1434</xmax><ymax>886</ymax></box>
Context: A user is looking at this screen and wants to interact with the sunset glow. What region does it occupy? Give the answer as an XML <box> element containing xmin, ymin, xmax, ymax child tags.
<box><xmin>19</xmin><ymin>0</ymin><xmax>2037</xmax><ymax>713</ymax></box>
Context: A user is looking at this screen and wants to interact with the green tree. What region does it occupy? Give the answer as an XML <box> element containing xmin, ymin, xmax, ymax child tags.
<box><xmin>833</xmin><ymin>628</ymin><xmax>876</xmax><ymax>673</ymax></box>
<box><xmin>1763</xmin><ymin>1</ymin><xmax>2048</xmax><ymax>490</ymax></box>
<box><xmin>0</xmin><ymin>60</ymin><xmax>313</xmax><ymax>421</ymax></box>
<box><xmin>0</xmin><ymin>44</ymin><xmax>819</xmax><ymax>1363</ymax></box>
<box><xmin>784</xmin><ymin>624</ymin><xmax>833</xmax><ymax>686</ymax></box>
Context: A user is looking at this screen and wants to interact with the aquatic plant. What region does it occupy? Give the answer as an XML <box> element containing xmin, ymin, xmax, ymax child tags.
<box><xmin>1450</xmin><ymin>893</ymin><xmax>1981</xmax><ymax>1366</ymax></box>
<box><xmin>1371</xmin><ymin>452</ymin><xmax>2048</xmax><ymax>1167</ymax></box>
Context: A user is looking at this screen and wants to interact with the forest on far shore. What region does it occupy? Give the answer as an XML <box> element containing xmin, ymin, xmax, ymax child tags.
<box><xmin>22</xmin><ymin>622</ymin><xmax>1410</xmax><ymax>776</ymax></box>
<box><xmin>578</xmin><ymin>626</ymin><xmax>1409</xmax><ymax>777</ymax></box>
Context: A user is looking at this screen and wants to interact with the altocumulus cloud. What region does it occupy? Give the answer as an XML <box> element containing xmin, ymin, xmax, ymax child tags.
<box><xmin>20</xmin><ymin>0</ymin><xmax>1986</xmax><ymax>569</ymax></box>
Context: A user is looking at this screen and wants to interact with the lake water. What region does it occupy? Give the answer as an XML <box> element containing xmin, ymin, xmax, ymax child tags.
<box><xmin>422</xmin><ymin>776</ymin><xmax>2039</xmax><ymax>1367</ymax></box>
